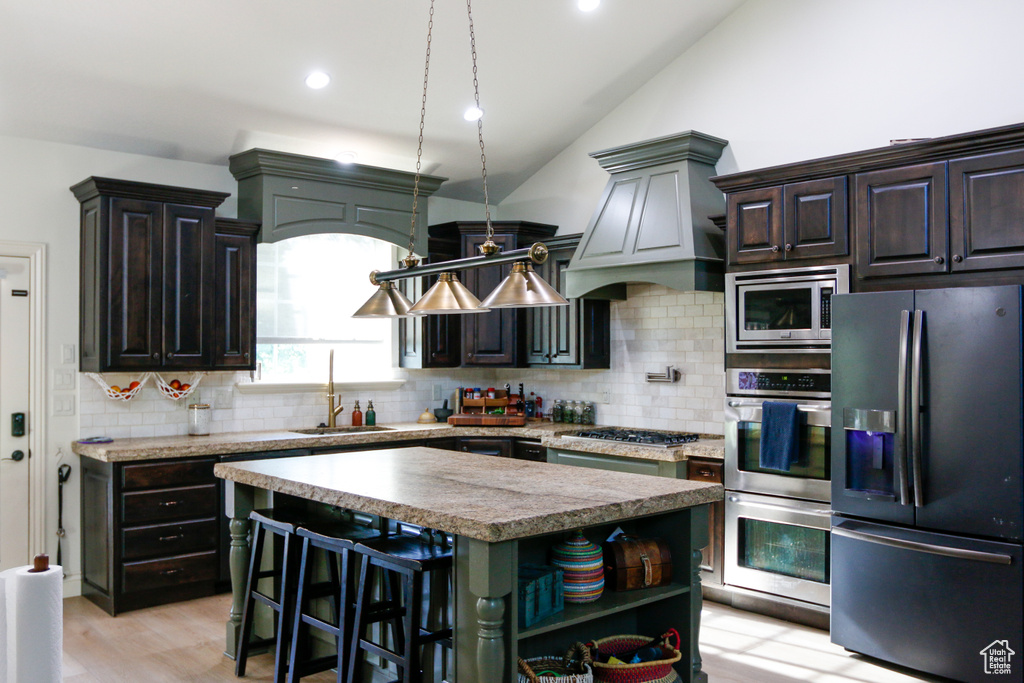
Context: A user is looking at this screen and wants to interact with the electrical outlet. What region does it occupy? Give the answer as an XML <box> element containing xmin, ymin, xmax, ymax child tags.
<box><xmin>600</xmin><ymin>388</ymin><xmax>612</xmax><ymax>404</ymax></box>
<box><xmin>432</xmin><ymin>384</ymin><xmax>443</xmax><ymax>401</ymax></box>
<box><xmin>214</xmin><ymin>388</ymin><xmax>234</xmax><ymax>409</ymax></box>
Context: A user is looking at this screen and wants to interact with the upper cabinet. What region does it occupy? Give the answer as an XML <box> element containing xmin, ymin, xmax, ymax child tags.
<box><xmin>727</xmin><ymin>177</ymin><xmax>849</xmax><ymax>265</ymax></box>
<box><xmin>714</xmin><ymin>121</ymin><xmax>1024</xmax><ymax>289</ymax></box>
<box><xmin>73</xmin><ymin>177</ymin><xmax>256</xmax><ymax>372</ymax></box>
<box><xmin>400</xmin><ymin>222</ymin><xmax>610</xmax><ymax>369</ymax></box>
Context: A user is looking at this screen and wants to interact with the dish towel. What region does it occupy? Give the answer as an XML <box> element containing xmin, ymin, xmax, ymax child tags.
<box><xmin>759</xmin><ymin>401</ymin><xmax>801</xmax><ymax>472</ymax></box>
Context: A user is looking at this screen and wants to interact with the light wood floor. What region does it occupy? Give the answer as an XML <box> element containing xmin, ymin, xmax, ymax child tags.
<box><xmin>62</xmin><ymin>594</ymin><xmax>942</xmax><ymax>682</ymax></box>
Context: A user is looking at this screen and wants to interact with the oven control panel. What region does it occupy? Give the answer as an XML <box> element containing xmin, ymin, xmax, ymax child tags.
<box><xmin>728</xmin><ymin>369</ymin><xmax>831</xmax><ymax>397</ymax></box>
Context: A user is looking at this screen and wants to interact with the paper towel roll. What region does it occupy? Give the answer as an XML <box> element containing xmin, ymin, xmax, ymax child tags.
<box><xmin>0</xmin><ymin>568</ymin><xmax>9</xmax><ymax>683</ymax></box>
<box><xmin>3</xmin><ymin>564</ymin><xmax>62</xmax><ymax>683</ymax></box>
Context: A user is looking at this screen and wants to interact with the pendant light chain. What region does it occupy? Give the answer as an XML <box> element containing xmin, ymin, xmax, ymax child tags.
<box><xmin>407</xmin><ymin>0</ymin><xmax>436</xmax><ymax>262</ymax></box>
<box><xmin>466</xmin><ymin>0</ymin><xmax>493</xmax><ymax>242</ymax></box>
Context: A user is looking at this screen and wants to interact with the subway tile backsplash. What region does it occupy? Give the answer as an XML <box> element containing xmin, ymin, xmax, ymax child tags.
<box><xmin>79</xmin><ymin>284</ymin><xmax>724</xmax><ymax>439</ymax></box>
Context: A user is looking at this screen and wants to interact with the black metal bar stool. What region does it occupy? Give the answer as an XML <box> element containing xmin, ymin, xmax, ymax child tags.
<box><xmin>285</xmin><ymin>521</ymin><xmax>382</xmax><ymax>683</ymax></box>
<box><xmin>236</xmin><ymin>508</ymin><xmax>306</xmax><ymax>682</ymax></box>
<box><xmin>346</xmin><ymin>530</ymin><xmax>453</xmax><ymax>683</ymax></box>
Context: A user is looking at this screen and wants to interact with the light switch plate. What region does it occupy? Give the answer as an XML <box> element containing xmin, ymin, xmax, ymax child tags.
<box><xmin>61</xmin><ymin>343</ymin><xmax>76</xmax><ymax>365</ymax></box>
<box><xmin>53</xmin><ymin>393</ymin><xmax>75</xmax><ymax>416</ymax></box>
<box><xmin>214</xmin><ymin>388</ymin><xmax>233</xmax><ymax>409</ymax></box>
<box><xmin>432</xmin><ymin>384</ymin><xmax>443</xmax><ymax>401</ymax></box>
<box><xmin>53</xmin><ymin>367</ymin><xmax>76</xmax><ymax>390</ymax></box>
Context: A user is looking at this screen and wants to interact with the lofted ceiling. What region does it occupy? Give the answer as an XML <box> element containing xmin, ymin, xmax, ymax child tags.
<box><xmin>0</xmin><ymin>0</ymin><xmax>745</xmax><ymax>202</ymax></box>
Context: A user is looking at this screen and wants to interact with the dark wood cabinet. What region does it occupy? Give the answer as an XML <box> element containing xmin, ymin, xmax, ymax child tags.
<box><xmin>948</xmin><ymin>149</ymin><xmax>1024</xmax><ymax>272</ymax></box>
<box><xmin>461</xmin><ymin>231</ymin><xmax>525</xmax><ymax>366</ymax></box>
<box><xmin>526</xmin><ymin>235</ymin><xmax>611</xmax><ymax>368</ymax></box>
<box><xmin>81</xmin><ymin>455</ymin><xmax>222</xmax><ymax>615</ymax></box>
<box><xmin>855</xmin><ymin>162</ymin><xmax>948</xmax><ymax>279</ymax></box>
<box><xmin>398</xmin><ymin>229</ymin><xmax>461</xmax><ymax>368</ymax></box>
<box><xmin>213</xmin><ymin>219</ymin><xmax>258</xmax><ymax>368</ymax></box>
<box><xmin>727</xmin><ymin>178</ymin><xmax>848</xmax><ymax>265</ymax></box>
<box><xmin>456</xmin><ymin>436</ymin><xmax>514</xmax><ymax>459</ymax></box>
<box><xmin>686</xmin><ymin>457</ymin><xmax>724</xmax><ymax>586</ymax></box>
<box><xmin>513</xmin><ymin>439</ymin><xmax>546</xmax><ymax>462</ymax></box>
<box><xmin>72</xmin><ymin>177</ymin><xmax>250</xmax><ymax>372</ymax></box>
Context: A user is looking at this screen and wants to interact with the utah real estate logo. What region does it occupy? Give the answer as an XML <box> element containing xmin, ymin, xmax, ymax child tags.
<box><xmin>980</xmin><ymin>640</ymin><xmax>1015</xmax><ymax>676</ymax></box>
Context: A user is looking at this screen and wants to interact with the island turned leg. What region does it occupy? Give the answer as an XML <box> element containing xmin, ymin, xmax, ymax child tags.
<box><xmin>456</xmin><ymin>537</ymin><xmax>514</xmax><ymax>682</ymax></box>
<box><xmin>224</xmin><ymin>481</ymin><xmax>256</xmax><ymax>659</ymax></box>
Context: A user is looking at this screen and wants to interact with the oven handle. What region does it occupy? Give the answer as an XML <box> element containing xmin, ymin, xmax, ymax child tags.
<box><xmin>727</xmin><ymin>401</ymin><xmax>830</xmax><ymax>413</ymax></box>
<box><xmin>726</xmin><ymin>401</ymin><xmax>831</xmax><ymax>427</ymax></box>
<box><xmin>727</xmin><ymin>495</ymin><xmax>832</xmax><ymax>518</ymax></box>
<box><xmin>832</xmin><ymin>526</ymin><xmax>1012</xmax><ymax>565</ymax></box>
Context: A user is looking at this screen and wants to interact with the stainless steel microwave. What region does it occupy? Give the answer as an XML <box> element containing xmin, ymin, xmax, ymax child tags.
<box><xmin>726</xmin><ymin>264</ymin><xmax>850</xmax><ymax>353</ymax></box>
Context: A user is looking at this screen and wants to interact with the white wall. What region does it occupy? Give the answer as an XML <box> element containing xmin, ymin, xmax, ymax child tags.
<box><xmin>500</xmin><ymin>0</ymin><xmax>1024</xmax><ymax>233</ymax></box>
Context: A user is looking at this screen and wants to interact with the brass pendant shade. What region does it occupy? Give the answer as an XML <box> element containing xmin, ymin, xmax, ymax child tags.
<box><xmin>478</xmin><ymin>262</ymin><xmax>570</xmax><ymax>309</ymax></box>
<box><xmin>408</xmin><ymin>272</ymin><xmax>490</xmax><ymax>315</ymax></box>
<box><xmin>352</xmin><ymin>281</ymin><xmax>414</xmax><ymax>318</ymax></box>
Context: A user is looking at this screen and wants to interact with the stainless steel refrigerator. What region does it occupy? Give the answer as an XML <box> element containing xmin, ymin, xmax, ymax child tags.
<box><xmin>831</xmin><ymin>285</ymin><xmax>1023</xmax><ymax>683</ymax></box>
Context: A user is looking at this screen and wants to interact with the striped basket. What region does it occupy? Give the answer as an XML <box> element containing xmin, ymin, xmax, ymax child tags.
<box><xmin>517</xmin><ymin>642</ymin><xmax>594</xmax><ymax>683</ymax></box>
<box><xmin>591</xmin><ymin>631</ymin><xmax>682</xmax><ymax>683</ymax></box>
<box><xmin>550</xmin><ymin>529</ymin><xmax>604</xmax><ymax>603</ymax></box>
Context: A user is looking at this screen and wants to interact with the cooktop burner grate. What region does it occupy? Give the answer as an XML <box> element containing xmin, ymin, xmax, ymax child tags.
<box><xmin>566</xmin><ymin>428</ymin><xmax>700</xmax><ymax>447</ymax></box>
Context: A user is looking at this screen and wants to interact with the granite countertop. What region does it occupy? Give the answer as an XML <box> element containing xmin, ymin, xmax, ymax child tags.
<box><xmin>214</xmin><ymin>446</ymin><xmax>723</xmax><ymax>542</ymax></box>
<box><xmin>71</xmin><ymin>421</ymin><xmax>724</xmax><ymax>463</ymax></box>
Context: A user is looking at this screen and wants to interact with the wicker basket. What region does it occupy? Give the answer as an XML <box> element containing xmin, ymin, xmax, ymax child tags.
<box><xmin>518</xmin><ymin>642</ymin><xmax>594</xmax><ymax>683</ymax></box>
<box><xmin>85</xmin><ymin>372</ymin><xmax>151</xmax><ymax>401</ymax></box>
<box><xmin>154</xmin><ymin>372</ymin><xmax>203</xmax><ymax>401</ymax></box>
<box><xmin>590</xmin><ymin>631</ymin><xmax>682</xmax><ymax>683</ymax></box>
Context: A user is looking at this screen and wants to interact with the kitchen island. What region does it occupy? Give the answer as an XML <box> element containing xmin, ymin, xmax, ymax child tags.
<box><xmin>215</xmin><ymin>446</ymin><xmax>722</xmax><ymax>683</ymax></box>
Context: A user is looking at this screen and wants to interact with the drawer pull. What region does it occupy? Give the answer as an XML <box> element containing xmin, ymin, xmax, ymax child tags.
<box><xmin>159</xmin><ymin>534</ymin><xmax>183</xmax><ymax>542</ymax></box>
<box><xmin>158</xmin><ymin>500</ymin><xmax>180</xmax><ymax>507</ymax></box>
<box><xmin>160</xmin><ymin>568</ymin><xmax>183</xmax><ymax>576</ymax></box>
<box><xmin>699</xmin><ymin>470</ymin><xmax>714</xmax><ymax>477</ymax></box>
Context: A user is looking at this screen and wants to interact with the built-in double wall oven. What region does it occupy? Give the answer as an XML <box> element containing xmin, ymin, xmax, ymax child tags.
<box><xmin>723</xmin><ymin>368</ymin><xmax>833</xmax><ymax>607</ymax></box>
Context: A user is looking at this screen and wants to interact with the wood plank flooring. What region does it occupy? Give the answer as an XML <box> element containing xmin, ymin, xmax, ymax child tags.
<box><xmin>62</xmin><ymin>594</ymin><xmax>943</xmax><ymax>682</ymax></box>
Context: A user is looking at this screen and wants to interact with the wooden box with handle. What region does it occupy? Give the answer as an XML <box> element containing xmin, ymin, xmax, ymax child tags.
<box><xmin>601</xmin><ymin>536</ymin><xmax>673</xmax><ymax>591</ymax></box>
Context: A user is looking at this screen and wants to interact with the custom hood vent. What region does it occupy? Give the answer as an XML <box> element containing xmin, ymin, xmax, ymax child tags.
<box><xmin>565</xmin><ymin>131</ymin><xmax>728</xmax><ymax>299</ymax></box>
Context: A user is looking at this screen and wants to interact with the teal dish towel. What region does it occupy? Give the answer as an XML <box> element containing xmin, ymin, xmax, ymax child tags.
<box><xmin>759</xmin><ymin>401</ymin><xmax>800</xmax><ymax>471</ymax></box>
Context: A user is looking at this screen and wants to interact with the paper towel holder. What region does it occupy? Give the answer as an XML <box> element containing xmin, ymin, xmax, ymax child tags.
<box><xmin>29</xmin><ymin>553</ymin><xmax>49</xmax><ymax>573</ymax></box>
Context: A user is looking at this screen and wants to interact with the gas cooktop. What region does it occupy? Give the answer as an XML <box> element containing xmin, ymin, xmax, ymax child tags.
<box><xmin>563</xmin><ymin>428</ymin><xmax>700</xmax><ymax>448</ymax></box>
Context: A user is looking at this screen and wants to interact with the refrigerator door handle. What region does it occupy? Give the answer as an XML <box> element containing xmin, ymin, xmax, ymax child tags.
<box><xmin>895</xmin><ymin>310</ymin><xmax>911</xmax><ymax>506</ymax></box>
<box><xmin>832</xmin><ymin>526</ymin><xmax>1012</xmax><ymax>565</ymax></box>
<box><xmin>910</xmin><ymin>309</ymin><xmax>925</xmax><ymax>508</ymax></box>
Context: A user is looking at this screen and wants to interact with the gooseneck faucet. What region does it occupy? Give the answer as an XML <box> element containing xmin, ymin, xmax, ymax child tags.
<box><xmin>327</xmin><ymin>349</ymin><xmax>344</xmax><ymax>427</ymax></box>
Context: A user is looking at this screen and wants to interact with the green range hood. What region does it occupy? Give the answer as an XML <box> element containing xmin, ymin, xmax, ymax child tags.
<box><xmin>565</xmin><ymin>131</ymin><xmax>728</xmax><ymax>299</ymax></box>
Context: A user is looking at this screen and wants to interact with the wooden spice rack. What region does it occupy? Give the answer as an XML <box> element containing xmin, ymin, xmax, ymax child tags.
<box><xmin>460</xmin><ymin>390</ymin><xmax>520</xmax><ymax>416</ymax></box>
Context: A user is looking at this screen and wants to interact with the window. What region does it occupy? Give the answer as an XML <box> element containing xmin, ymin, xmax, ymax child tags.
<box><xmin>256</xmin><ymin>233</ymin><xmax>398</xmax><ymax>383</ymax></box>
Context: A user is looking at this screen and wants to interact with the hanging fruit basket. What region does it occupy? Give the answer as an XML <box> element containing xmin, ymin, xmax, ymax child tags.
<box><xmin>85</xmin><ymin>372</ymin><xmax>152</xmax><ymax>401</ymax></box>
<box><xmin>155</xmin><ymin>373</ymin><xmax>203</xmax><ymax>401</ymax></box>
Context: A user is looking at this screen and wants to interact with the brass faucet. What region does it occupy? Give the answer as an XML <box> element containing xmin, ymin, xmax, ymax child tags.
<box><xmin>326</xmin><ymin>349</ymin><xmax>344</xmax><ymax>427</ymax></box>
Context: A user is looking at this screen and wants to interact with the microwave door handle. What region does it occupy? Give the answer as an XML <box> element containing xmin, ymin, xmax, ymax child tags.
<box><xmin>910</xmin><ymin>309</ymin><xmax>925</xmax><ymax>508</ymax></box>
<box><xmin>895</xmin><ymin>310</ymin><xmax>911</xmax><ymax>506</ymax></box>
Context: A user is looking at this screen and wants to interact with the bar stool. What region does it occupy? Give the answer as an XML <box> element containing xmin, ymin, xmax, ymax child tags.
<box><xmin>236</xmin><ymin>508</ymin><xmax>306</xmax><ymax>682</ymax></box>
<box><xmin>347</xmin><ymin>531</ymin><xmax>454</xmax><ymax>683</ymax></box>
<box><xmin>285</xmin><ymin>521</ymin><xmax>382</xmax><ymax>683</ymax></box>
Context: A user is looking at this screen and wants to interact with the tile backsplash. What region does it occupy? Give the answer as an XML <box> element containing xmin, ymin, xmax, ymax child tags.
<box><xmin>79</xmin><ymin>284</ymin><xmax>724</xmax><ymax>438</ymax></box>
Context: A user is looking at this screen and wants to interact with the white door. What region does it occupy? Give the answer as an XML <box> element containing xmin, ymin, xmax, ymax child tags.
<box><xmin>0</xmin><ymin>255</ymin><xmax>31</xmax><ymax>571</ymax></box>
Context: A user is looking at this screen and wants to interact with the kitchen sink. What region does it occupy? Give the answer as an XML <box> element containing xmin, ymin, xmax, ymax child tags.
<box><xmin>289</xmin><ymin>426</ymin><xmax>396</xmax><ymax>435</ymax></box>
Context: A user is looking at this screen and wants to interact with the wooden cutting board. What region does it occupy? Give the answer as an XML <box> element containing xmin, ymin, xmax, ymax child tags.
<box><xmin>447</xmin><ymin>414</ymin><xmax>526</xmax><ymax>426</ymax></box>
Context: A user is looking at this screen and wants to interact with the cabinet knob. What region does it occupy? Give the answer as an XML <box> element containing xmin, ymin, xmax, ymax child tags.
<box><xmin>244</xmin><ymin>352</ymin><xmax>250</xmax><ymax>360</ymax></box>
<box><xmin>153</xmin><ymin>353</ymin><xmax>160</xmax><ymax>360</ymax></box>
<box><xmin>934</xmin><ymin>256</ymin><xmax>945</xmax><ymax>264</ymax></box>
<box><xmin>785</xmin><ymin>243</ymin><xmax>793</xmax><ymax>252</ymax></box>
<box><xmin>953</xmin><ymin>254</ymin><xmax>963</xmax><ymax>263</ymax></box>
<box><xmin>167</xmin><ymin>352</ymin><xmax>175</xmax><ymax>359</ymax></box>
<box><xmin>771</xmin><ymin>245</ymin><xmax>780</xmax><ymax>253</ymax></box>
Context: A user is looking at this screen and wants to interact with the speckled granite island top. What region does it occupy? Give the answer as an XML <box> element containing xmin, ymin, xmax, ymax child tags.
<box><xmin>214</xmin><ymin>446</ymin><xmax>722</xmax><ymax>543</ymax></box>
<box><xmin>71</xmin><ymin>421</ymin><xmax>724</xmax><ymax>463</ymax></box>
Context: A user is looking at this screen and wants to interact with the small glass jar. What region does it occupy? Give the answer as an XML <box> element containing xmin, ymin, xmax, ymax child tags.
<box><xmin>573</xmin><ymin>400</ymin><xmax>585</xmax><ymax>424</ymax></box>
<box><xmin>551</xmin><ymin>399</ymin><xmax>564</xmax><ymax>423</ymax></box>
<box><xmin>582</xmin><ymin>401</ymin><xmax>596</xmax><ymax>425</ymax></box>
<box><xmin>188</xmin><ymin>403</ymin><xmax>211</xmax><ymax>436</ymax></box>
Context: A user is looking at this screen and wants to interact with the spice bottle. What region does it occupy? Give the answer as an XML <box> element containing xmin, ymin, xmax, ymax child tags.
<box><xmin>352</xmin><ymin>400</ymin><xmax>363</xmax><ymax>426</ymax></box>
<box><xmin>365</xmin><ymin>400</ymin><xmax>376</xmax><ymax>426</ymax></box>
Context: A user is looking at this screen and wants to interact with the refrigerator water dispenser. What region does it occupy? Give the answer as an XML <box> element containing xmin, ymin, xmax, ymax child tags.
<box><xmin>843</xmin><ymin>408</ymin><xmax>896</xmax><ymax>498</ymax></box>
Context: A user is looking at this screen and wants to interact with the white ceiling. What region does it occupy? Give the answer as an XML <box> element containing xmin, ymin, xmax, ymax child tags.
<box><xmin>0</xmin><ymin>0</ymin><xmax>745</xmax><ymax>202</ymax></box>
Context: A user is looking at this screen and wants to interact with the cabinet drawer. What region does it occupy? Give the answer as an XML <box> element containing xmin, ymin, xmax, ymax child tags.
<box><xmin>514</xmin><ymin>440</ymin><xmax>546</xmax><ymax>462</ymax></box>
<box><xmin>121</xmin><ymin>518</ymin><xmax>218</xmax><ymax>561</ymax></box>
<box><xmin>687</xmin><ymin>459</ymin><xmax>723</xmax><ymax>483</ymax></box>
<box><xmin>458</xmin><ymin>437</ymin><xmax>513</xmax><ymax>458</ymax></box>
<box><xmin>121</xmin><ymin>458</ymin><xmax>216</xmax><ymax>491</ymax></box>
<box><xmin>122</xmin><ymin>484</ymin><xmax>218</xmax><ymax>525</ymax></box>
<box><xmin>121</xmin><ymin>550</ymin><xmax>217</xmax><ymax>594</ymax></box>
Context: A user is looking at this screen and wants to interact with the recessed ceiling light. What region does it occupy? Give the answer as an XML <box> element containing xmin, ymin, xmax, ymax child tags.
<box><xmin>335</xmin><ymin>151</ymin><xmax>359</xmax><ymax>164</ymax></box>
<box><xmin>463</xmin><ymin>106</ymin><xmax>484</xmax><ymax>122</ymax></box>
<box><xmin>578</xmin><ymin>0</ymin><xmax>600</xmax><ymax>11</ymax></box>
<box><xmin>305</xmin><ymin>71</ymin><xmax>331</xmax><ymax>89</ymax></box>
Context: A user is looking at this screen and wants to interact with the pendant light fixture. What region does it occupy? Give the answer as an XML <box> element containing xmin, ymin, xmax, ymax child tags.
<box><xmin>352</xmin><ymin>0</ymin><xmax>567</xmax><ymax>317</ymax></box>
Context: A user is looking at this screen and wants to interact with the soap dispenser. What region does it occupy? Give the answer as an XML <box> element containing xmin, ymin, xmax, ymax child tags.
<box><xmin>365</xmin><ymin>400</ymin><xmax>376</xmax><ymax>426</ymax></box>
<box><xmin>351</xmin><ymin>400</ymin><xmax>363</xmax><ymax>426</ymax></box>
